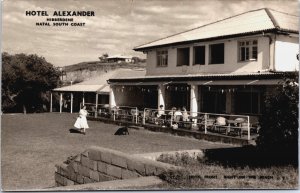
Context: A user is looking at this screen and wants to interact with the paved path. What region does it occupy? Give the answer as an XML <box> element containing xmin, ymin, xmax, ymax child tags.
<box><xmin>1</xmin><ymin>113</ymin><xmax>234</xmax><ymax>190</ymax></box>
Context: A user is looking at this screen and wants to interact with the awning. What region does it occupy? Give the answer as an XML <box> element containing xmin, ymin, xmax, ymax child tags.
<box><xmin>194</xmin><ymin>79</ymin><xmax>281</xmax><ymax>85</ymax></box>
<box><xmin>53</xmin><ymin>84</ymin><xmax>111</xmax><ymax>93</ymax></box>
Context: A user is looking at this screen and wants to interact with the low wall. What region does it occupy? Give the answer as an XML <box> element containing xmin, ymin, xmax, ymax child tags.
<box><xmin>55</xmin><ymin>146</ymin><xmax>180</xmax><ymax>187</ymax></box>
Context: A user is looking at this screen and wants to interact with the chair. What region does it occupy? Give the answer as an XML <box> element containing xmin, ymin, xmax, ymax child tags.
<box><xmin>214</xmin><ymin>117</ymin><xmax>228</xmax><ymax>134</ymax></box>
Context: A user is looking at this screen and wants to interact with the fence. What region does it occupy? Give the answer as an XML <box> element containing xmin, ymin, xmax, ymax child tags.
<box><xmin>85</xmin><ymin>105</ymin><xmax>257</xmax><ymax>140</ymax></box>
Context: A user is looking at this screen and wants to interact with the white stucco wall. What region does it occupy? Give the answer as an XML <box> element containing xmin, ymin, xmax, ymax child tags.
<box><xmin>274</xmin><ymin>35</ymin><xmax>299</xmax><ymax>71</ymax></box>
<box><xmin>145</xmin><ymin>36</ymin><xmax>271</xmax><ymax>75</ymax></box>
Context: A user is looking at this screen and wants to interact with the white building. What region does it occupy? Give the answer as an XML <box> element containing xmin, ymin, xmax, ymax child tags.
<box><xmin>107</xmin><ymin>8</ymin><xmax>298</xmax><ymax>118</ymax></box>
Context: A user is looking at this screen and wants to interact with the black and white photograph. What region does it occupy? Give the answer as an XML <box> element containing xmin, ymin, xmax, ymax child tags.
<box><xmin>1</xmin><ymin>0</ymin><xmax>299</xmax><ymax>191</ymax></box>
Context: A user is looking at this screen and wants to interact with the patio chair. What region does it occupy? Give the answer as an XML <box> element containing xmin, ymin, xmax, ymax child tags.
<box><xmin>206</xmin><ymin>118</ymin><xmax>215</xmax><ymax>131</ymax></box>
<box><xmin>213</xmin><ymin>116</ymin><xmax>228</xmax><ymax>134</ymax></box>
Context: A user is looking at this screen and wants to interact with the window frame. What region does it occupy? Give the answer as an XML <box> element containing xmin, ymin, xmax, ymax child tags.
<box><xmin>238</xmin><ymin>40</ymin><xmax>258</xmax><ymax>62</ymax></box>
<box><xmin>177</xmin><ymin>47</ymin><xmax>190</xmax><ymax>66</ymax></box>
<box><xmin>209</xmin><ymin>43</ymin><xmax>225</xmax><ymax>65</ymax></box>
<box><xmin>193</xmin><ymin>45</ymin><xmax>206</xmax><ymax>65</ymax></box>
<box><xmin>156</xmin><ymin>50</ymin><xmax>168</xmax><ymax>67</ymax></box>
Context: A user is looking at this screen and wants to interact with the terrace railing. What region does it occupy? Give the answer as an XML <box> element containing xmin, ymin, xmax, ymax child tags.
<box><xmin>142</xmin><ymin>108</ymin><xmax>254</xmax><ymax>140</ymax></box>
<box><xmin>84</xmin><ymin>105</ymin><xmax>257</xmax><ymax>140</ymax></box>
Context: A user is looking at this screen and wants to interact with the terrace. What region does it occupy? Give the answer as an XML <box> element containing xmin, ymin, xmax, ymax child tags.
<box><xmin>85</xmin><ymin>104</ymin><xmax>260</xmax><ymax>144</ymax></box>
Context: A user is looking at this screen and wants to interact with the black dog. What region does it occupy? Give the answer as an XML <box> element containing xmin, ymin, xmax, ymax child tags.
<box><xmin>114</xmin><ymin>126</ymin><xmax>129</xmax><ymax>135</ymax></box>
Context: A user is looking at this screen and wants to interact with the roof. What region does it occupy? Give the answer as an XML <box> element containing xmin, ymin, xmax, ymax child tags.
<box><xmin>53</xmin><ymin>84</ymin><xmax>110</xmax><ymax>93</ymax></box>
<box><xmin>53</xmin><ymin>68</ymin><xmax>146</xmax><ymax>93</ymax></box>
<box><xmin>108</xmin><ymin>71</ymin><xmax>288</xmax><ymax>83</ymax></box>
<box><xmin>134</xmin><ymin>8</ymin><xmax>299</xmax><ymax>51</ymax></box>
<box><xmin>107</xmin><ymin>55</ymin><xmax>132</xmax><ymax>59</ymax></box>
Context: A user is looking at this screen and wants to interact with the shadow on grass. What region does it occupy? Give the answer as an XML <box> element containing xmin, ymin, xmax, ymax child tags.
<box><xmin>69</xmin><ymin>128</ymin><xmax>82</xmax><ymax>134</ymax></box>
<box><xmin>203</xmin><ymin>145</ymin><xmax>298</xmax><ymax>168</ymax></box>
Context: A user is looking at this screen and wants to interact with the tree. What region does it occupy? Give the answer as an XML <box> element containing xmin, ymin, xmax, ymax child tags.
<box><xmin>256</xmin><ymin>72</ymin><xmax>298</xmax><ymax>152</ymax></box>
<box><xmin>2</xmin><ymin>52</ymin><xmax>60</xmax><ymax>113</ymax></box>
<box><xmin>99</xmin><ymin>53</ymin><xmax>109</xmax><ymax>62</ymax></box>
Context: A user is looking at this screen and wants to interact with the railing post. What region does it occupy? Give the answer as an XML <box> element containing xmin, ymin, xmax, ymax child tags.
<box><xmin>204</xmin><ymin>113</ymin><xmax>207</xmax><ymax>134</ymax></box>
<box><xmin>247</xmin><ymin>116</ymin><xmax>250</xmax><ymax>140</ymax></box>
<box><xmin>135</xmin><ymin>107</ymin><xmax>138</xmax><ymax>124</ymax></box>
<box><xmin>113</xmin><ymin>109</ymin><xmax>116</xmax><ymax>121</ymax></box>
<box><xmin>143</xmin><ymin>109</ymin><xmax>146</xmax><ymax>125</ymax></box>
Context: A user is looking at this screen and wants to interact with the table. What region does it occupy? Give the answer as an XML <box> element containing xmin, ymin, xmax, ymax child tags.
<box><xmin>227</xmin><ymin>120</ymin><xmax>246</xmax><ymax>137</ymax></box>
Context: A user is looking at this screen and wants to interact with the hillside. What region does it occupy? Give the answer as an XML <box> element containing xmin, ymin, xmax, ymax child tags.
<box><xmin>63</xmin><ymin>61</ymin><xmax>146</xmax><ymax>72</ymax></box>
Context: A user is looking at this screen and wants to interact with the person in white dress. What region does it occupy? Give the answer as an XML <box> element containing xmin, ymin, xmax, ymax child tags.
<box><xmin>74</xmin><ymin>106</ymin><xmax>89</xmax><ymax>135</ymax></box>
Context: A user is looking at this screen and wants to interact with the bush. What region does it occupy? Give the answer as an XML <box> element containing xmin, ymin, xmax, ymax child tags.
<box><xmin>256</xmin><ymin>73</ymin><xmax>298</xmax><ymax>153</ymax></box>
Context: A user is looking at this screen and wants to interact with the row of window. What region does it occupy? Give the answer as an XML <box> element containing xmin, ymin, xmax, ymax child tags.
<box><xmin>157</xmin><ymin>40</ymin><xmax>258</xmax><ymax>67</ymax></box>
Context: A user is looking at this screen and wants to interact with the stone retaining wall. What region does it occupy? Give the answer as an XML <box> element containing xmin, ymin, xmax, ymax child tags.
<box><xmin>55</xmin><ymin>146</ymin><xmax>179</xmax><ymax>187</ymax></box>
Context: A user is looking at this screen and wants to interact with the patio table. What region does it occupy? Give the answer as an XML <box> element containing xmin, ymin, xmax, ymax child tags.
<box><xmin>227</xmin><ymin>119</ymin><xmax>246</xmax><ymax>137</ymax></box>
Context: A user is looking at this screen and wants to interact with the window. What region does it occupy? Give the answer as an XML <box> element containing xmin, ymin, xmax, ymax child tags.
<box><xmin>239</xmin><ymin>40</ymin><xmax>257</xmax><ymax>61</ymax></box>
<box><xmin>235</xmin><ymin>91</ymin><xmax>261</xmax><ymax>114</ymax></box>
<box><xmin>194</xmin><ymin>46</ymin><xmax>205</xmax><ymax>65</ymax></box>
<box><xmin>157</xmin><ymin>50</ymin><xmax>168</xmax><ymax>67</ymax></box>
<box><xmin>209</xmin><ymin>43</ymin><xmax>224</xmax><ymax>64</ymax></box>
<box><xmin>177</xmin><ymin>47</ymin><xmax>190</xmax><ymax>66</ymax></box>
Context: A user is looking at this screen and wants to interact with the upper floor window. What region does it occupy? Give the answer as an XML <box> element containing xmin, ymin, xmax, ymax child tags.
<box><xmin>157</xmin><ymin>50</ymin><xmax>168</xmax><ymax>67</ymax></box>
<box><xmin>239</xmin><ymin>40</ymin><xmax>257</xmax><ymax>62</ymax></box>
<box><xmin>177</xmin><ymin>47</ymin><xmax>190</xmax><ymax>66</ymax></box>
<box><xmin>209</xmin><ymin>43</ymin><xmax>224</xmax><ymax>64</ymax></box>
<box><xmin>194</xmin><ymin>46</ymin><xmax>205</xmax><ymax>65</ymax></box>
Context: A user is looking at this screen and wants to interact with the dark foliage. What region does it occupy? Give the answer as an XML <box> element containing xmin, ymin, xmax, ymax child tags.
<box><xmin>2</xmin><ymin>52</ymin><xmax>60</xmax><ymax>113</ymax></box>
<box><xmin>256</xmin><ymin>72</ymin><xmax>298</xmax><ymax>153</ymax></box>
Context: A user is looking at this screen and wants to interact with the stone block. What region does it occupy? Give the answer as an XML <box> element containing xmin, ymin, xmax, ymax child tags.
<box><xmin>56</xmin><ymin>164</ymin><xmax>69</xmax><ymax>177</ymax></box>
<box><xmin>99</xmin><ymin>173</ymin><xmax>117</xmax><ymax>182</ymax></box>
<box><xmin>111</xmin><ymin>154</ymin><xmax>127</xmax><ymax>168</ymax></box>
<box><xmin>65</xmin><ymin>178</ymin><xmax>74</xmax><ymax>186</ymax></box>
<box><xmin>81</xmin><ymin>150</ymin><xmax>89</xmax><ymax>157</ymax></box>
<box><xmin>67</xmin><ymin>162</ymin><xmax>78</xmax><ymax>173</ymax></box>
<box><xmin>76</xmin><ymin>174</ymin><xmax>84</xmax><ymax>184</ymax></box>
<box><xmin>68</xmin><ymin>170</ymin><xmax>77</xmax><ymax>182</ymax></box>
<box><xmin>89</xmin><ymin>160</ymin><xmax>98</xmax><ymax>171</ymax></box>
<box><xmin>81</xmin><ymin>156</ymin><xmax>90</xmax><ymax>168</ymax></box>
<box><xmin>77</xmin><ymin>165</ymin><xmax>90</xmax><ymax>177</ymax></box>
<box><xmin>127</xmin><ymin>159</ymin><xmax>145</xmax><ymax>175</ymax></box>
<box><xmin>90</xmin><ymin>170</ymin><xmax>100</xmax><ymax>182</ymax></box>
<box><xmin>101</xmin><ymin>151</ymin><xmax>112</xmax><ymax>164</ymax></box>
<box><xmin>55</xmin><ymin>172</ymin><xmax>64</xmax><ymax>185</ymax></box>
<box><xmin>145</xmin><ymin>164</ymin><xmax>156</xmax><ymax>176</ymax></box>
<box><xmin>83</xmin><ymin>176</ymin><xmax>92</xmax><ymax>184</ymax></box>
<box><xmin>121</xmin><ymin>169</ymin><xmax>140</xmax><ymax>179</ymax></box>
<box><xmin>106</xmin><ymin>164</ymin><xmax>122</xmax><ymax>179</ymax></box>
<box><xmin>97</xmin><ymin>161</ymin><xmax>107</xmax><ymax>174</ymax></box>
<box><xmin>88</xmin><ymin>149</ymin><xmax>101</xmax><ymax>161</ymax></box>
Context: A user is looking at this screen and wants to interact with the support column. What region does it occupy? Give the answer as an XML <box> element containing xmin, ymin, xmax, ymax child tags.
<box><xmin>109</xmin><ymin>87</ymin><xmax>116</xmax><ymax>109</ymax></box>
<box><xmin>157</xmin><ymin>84</ymin><xmax>165</xmax><ymax>110</ymax></box>
<box><xmin>59</xmin><ymin>93</ymin><xmax>62</xmax><ymax>114</ymax></box>
<box><xmin>226</xmin><ymin>91</ymin><xmax>232</xmax><ymax>114</ymax></box>
<box><xmin>95</xmin><ymin>93</ymin><xmax>98</xmax><ymax>118</ymax></box>
<box><xmin>50</xmin><ymin>92</ymin><xmax>53</xmax><ymax>112</ymax></box>
<box><xmin>70</xmin><ymin>93</ymin><xmax>73</xmax><ymax>113</ymax></box>
<box><xmin>190</xmin><ymin>84</ymin><xmax>199</xmax><ymax>129</ymax></box>
<box><xmin>190</xmin><ymin>84</ymin><xmax>198</xmax><ymax>115</ymax></box>
<box><xmin>82</xmin><ymin>93</ymin><xmax>85</xmax><ymax>107</ymax></box>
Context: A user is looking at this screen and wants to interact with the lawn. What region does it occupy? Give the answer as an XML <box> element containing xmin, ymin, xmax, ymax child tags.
<box><xmin>1</xmin><ymin>113</ymin><xmax>233</xmax><ymax>191</ymax></box>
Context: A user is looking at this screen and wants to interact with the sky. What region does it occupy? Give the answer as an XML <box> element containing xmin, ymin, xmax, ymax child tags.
<box><xmin>2</xmin><ymin>0</ymin><xmax>299</xmax><ymax>67</ymax></box>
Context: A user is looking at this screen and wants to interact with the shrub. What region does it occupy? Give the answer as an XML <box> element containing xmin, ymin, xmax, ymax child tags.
<box><xmin>256</xmin><ymin>72</ymin><xmax>298</xmax><ymax>153</ymax></box>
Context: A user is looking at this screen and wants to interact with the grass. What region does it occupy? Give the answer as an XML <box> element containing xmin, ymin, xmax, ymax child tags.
<box><xmin>156</xmin><ymin>152</ymin><xmax>298</xmax><ymax>189</ymax></box>
<box><xmin>1</xmin><ymin>113</ymin><xmax>233</xmax><ymax>190</ymax></box>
